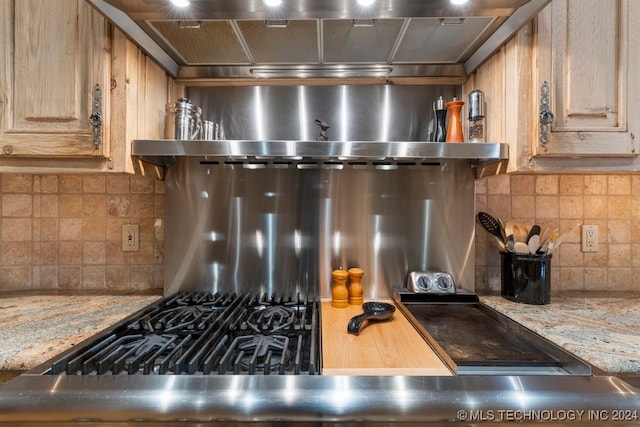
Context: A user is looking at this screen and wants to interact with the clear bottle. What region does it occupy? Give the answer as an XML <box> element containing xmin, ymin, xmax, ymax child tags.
<box><xmin>467</xmin><ymin>90</ymin><xmax>486</xmax><ymax>143</ymax></box>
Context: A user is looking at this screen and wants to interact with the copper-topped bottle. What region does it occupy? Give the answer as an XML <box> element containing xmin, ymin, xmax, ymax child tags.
<box><xmin>445</xmin><ymin>97</ymin><xmax>465</xmax><ymax>143</ymax></box>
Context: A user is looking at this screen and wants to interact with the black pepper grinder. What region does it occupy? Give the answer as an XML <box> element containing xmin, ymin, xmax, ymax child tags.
<box><xmin>433</xmin><ymin>96</ymin><xmax>447</xmax><ymax>142</ymax></box>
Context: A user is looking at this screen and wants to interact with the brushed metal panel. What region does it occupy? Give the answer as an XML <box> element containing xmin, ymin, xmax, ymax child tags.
<box><xmin>323</xmin><ymin>19</ymin><xmax>405</xmax><ymax>63</ymax></box>
<box><xmin>394</xmin><ymin>17</ymin><xmax>496</xmax><ymax>63</ymax></box>
<box><xmin>237</xmin><ymin>20</ymin><xmax>319</xmax><ymax>64</ymax></box>
<box><xmin>149</xmin><ymin>20</ymin><xmax>250</xmax><ymax>64</ymax></box>
<box><xmin>164</xmin><ymin>159</ymin><xmax>475</xmax><ymax>298</ymax></box>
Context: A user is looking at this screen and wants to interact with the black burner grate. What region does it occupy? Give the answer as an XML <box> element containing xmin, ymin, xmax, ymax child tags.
<box><xmin>50</xmin><ymin>292</ymin><xmax>320</xmax><ymax>376</ymax></box>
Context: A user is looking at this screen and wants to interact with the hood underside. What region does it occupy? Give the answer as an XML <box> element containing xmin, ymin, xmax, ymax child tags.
<box><xmin>87</xmin><ymin>0</ymin><xmax>549</xmax><ymax>80</ymax></box>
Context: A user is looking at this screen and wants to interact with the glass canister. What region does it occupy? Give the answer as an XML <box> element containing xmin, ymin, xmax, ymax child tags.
<box><xmin>467</xmin><ymin>90</ymin><xmax>486</xmax><ymax>143</ymax></box>
<box><xmin>164</xmin><ymin>98</ymin><xmax>201</xmax><ymax>140</ymax></box>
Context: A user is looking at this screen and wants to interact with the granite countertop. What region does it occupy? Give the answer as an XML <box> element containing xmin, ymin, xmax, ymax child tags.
<box><xmin>0</xmin><ymin>292</ymin><xmax>161</xmax><ymax>371</ymax></box>
<box><xmin>0</xmin><ymin>291</ymin><xmax>638</xmax><ymax>376</ymax></box>
<box><xmin>480</xmin><ymin>292</ymin><xmax>640</xmax><ymax>374</ymax></box>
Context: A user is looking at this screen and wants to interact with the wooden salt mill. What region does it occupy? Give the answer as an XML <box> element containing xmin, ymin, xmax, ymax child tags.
<box><xmin>348</xmin><ymin>268</ymin><xmax>364</xmax><ymax>305</ymax></box>
<box><xmin>445</xmin><ymin>97</ymin><xmax>465</xmax><ymax>143</ymax></box>
<box><xmin>331</xmin><ymin>269</ymin><xmax>349</xmax><ymax>308</ymax></box>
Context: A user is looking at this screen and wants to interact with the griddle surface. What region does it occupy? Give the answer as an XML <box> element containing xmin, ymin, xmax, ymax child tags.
<box><xmin>406</xmin><ymin>303</ymin><xmax>560</xmax><ymax>366</ymax></box>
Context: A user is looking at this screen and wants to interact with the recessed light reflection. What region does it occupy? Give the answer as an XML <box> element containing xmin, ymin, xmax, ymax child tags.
<box><xmin>171</xmin><ymin>0</ymin><xmax>190</xmax><ymax>7</ymax></box>
<box><xmin>450</xmin><ymin>0</ymin><xmax>469</xmax><ymax>4</ymax></box>
<box><xmin>357</xmin><ymin>0</ymin><xmax>375</xmax><ymax>5</ymax></box>
<box><xmin>264</xmin><ymin>0</ymin><xmax>283</xmax><ymax>6</ymax></box>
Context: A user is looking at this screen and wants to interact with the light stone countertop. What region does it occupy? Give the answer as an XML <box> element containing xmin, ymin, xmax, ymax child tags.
<box><xmin>480</xmin><ymin>292</ymin><xmax>640</xmax><ymax>374</ymax></box>
<box><xmin>0</xmin><ymin>291</ymin><xmax>638</xmax><ymax>375</ymax></box>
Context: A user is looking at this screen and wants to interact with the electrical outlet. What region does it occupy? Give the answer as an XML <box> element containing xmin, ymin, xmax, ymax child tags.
<box><xmin>581</xmin><ymin>225</ymin><xmax>598</xmax><ymax>253</ymax></box>
<box><xmin>122</xmin><ymin>224</ymin><xmax>139</xmax><ymax>252</ymax></box>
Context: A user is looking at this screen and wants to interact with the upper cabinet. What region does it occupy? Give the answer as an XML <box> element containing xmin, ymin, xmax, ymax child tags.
<box><xmin>0</xmin><ymin>0</ymin><xmax>181</xmax><ymax>173</ymax></box>
<box><xmin>534</xmin><ymin>0</ymin><xmax>639</xmax><ymax>157</ymax></box>
<box><xmin>465</xmin><ymin>0</ymin><xmax>640</xmax><ymax>171</ymax></box>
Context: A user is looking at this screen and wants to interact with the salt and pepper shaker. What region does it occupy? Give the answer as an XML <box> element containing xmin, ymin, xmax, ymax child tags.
<box><xmin>467</xmin><ymin>90</ymin><xmax>486</xmax><ymax>143</ymax></box>
<box><xmin>433</xmin><ymin>96</ymin><xmax>447</xmax><ymax>142</ymax></box>
<box><xmin>347</xmin><ymin>268</ymin><xmax>364</xmax><ymax>305</ymax></box>
<box><xmin>445</xmin><ymin>97</ymin><xmax>465</xmax><ymax>143</ymax></box>
<box><xmin>331</xmin><ymin>269</ymin><xmax>349</xmax><ymax>308</ymax></box>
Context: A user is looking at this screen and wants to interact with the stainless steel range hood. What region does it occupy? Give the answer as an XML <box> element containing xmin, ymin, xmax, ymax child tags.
<box><xmin>86</xmin><ymin>0</ymin><xmax>549</xmax><ymax>80</ymax></box>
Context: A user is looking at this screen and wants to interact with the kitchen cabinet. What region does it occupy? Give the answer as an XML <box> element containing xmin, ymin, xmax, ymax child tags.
<box><xmin>465</xmin><ymin>0</ymin><xmax>640</xmax><ymax>171</ymax></box>
<box><xmin>0</xmin><ymin>0</ymin><xmax>181</xmax><ymax>173</ymax></box>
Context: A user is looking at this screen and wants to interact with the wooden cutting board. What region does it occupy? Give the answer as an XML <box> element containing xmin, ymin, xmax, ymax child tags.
<box><xmin>321</xmin><ymin>300</ymin><xmax>453</xmax><ymax>376</ymax></box>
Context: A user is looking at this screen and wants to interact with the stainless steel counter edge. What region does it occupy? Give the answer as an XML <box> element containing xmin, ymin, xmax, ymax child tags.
<box><xmin>0</xmin><ymin>375</ymin><xmax>638</xmax><ymax>425</ymax></box>
<box><xmin>131</xmin><ymin>140</ymin><xmax>508</xmax><ymax>163</ymax></box>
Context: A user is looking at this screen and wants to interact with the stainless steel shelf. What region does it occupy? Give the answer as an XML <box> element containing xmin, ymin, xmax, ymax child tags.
<box><xmin>132</xmin><ymin>140</ymin><xmax>508</xmax><ymax>169</ymax></box>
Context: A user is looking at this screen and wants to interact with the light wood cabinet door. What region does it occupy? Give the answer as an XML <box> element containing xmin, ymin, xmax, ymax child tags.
<box><xmin>0</xmin><ymin>0</ymin><xmax>110</xmax><ymax>157</ymax></box>
<box><xmin>534</xmin><ymin>0</ymin><xmax>639</xmax><ymax>156</ymax></box>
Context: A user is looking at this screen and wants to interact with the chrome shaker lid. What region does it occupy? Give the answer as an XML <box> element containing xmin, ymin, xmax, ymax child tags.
<box><xmin>467</xmin><ymin>90</ymin><xmax>485</xmax><ymax>119</ymax></box>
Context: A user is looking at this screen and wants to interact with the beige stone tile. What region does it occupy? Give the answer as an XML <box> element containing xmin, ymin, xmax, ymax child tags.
<box><xmin>608</xmin><ymin>244</ymin><xmax>632</xmax><ymax>267</ymax></box>
<box><xmin>131</xmin><ymin>194</ymin><xmax>154</xmax><ymax>218</ymax></box>
<box><xmin>39</xmin><ymin>218</ymin><xmax>59</xmax><ymax>241</ymax></box>
<box><xmin>83</xmin><ymin>241</ymin><xmax>106</xmax><ymax>264</ymax></box>
<box><xmin>475</xmin><ymin>178</ymin><xmax>487</xmax><ymax>195</ymax></box>
<box><xmin>2</xmin><ymin>174</ymin><xmax>32</xmax><ymax>193</ymax></box>
<box><xmin>59</xmin><ymin>194</ymin><xmax>83</xmax><ymax>217</ymax></box>
<box><xmin>131</xmin><ymin>175</ymin><xmax>155</xmax><ymax>194</ymax></box>
<box><xmin>59</xmin><ymin>175</ymin><xmax>83</xmax><ymax>193</ymax></box>
<box><xmin>534</xmin><ymin>195</ymin><xmax>559</xmax><ymax>219</ymax></box>
<box><xmin>558</xmin><ymin>267</ymin><xmax>584</xmax><ymax>290</ymax></box>
<box><xmin>632</xmin><ymin>268</ymin><xmax>640</xmax><ymax>291</ymax></box>
<box><xmin>486</xmin><ymin>195</ymin><xmax>511</xmax><ymax>220</ymax></box>
<box><xmin>106</xmin><ymin>241</ymin><xmax>128</xmax><ymax>264</ymax></box>
<box><xmin>511</xmin><ymin>175</ymin><xmax>535</xmax><ymax>195</ymax></box>
<box><xmin>37</xmin><ymin>194</ymin><xmax>59</xmax><ymax>218</ymax></box>
<box><xmin>486</xmin><ymin>174</ymin><xmax>510</xmax><ymax>195</ymax></box>
<box><xmin>59</xmin><ymin>218</ymin><xmax>82</xmax><ymax>240</ymax></box>
<box><xmin>633</xmin><ymin>219</ymin><xmax>640</xmax><ymax>244</ymax></box>
<box><xmin>58</xmin><ymin>266</ymin><xmax>82</xmax><ymax>289</ymax></box>
<box><xmin>130</xmin><ymin>265</ymin><xmax>154</xmax><ymax>290</ymax></box>
<box><xmin>559</xmin><ymin>195</ymin><xmax>583</xmax><ymax>219</ymax></box>
<box><xmin>38</xmin><ymin>175</ymin><xmax>58</xmax><ymax>193</ymax></box>
<box><xmin>559</xmin><ymin>175</ymin><xmax>584</xmax><ymax>195</ymax></box>
<box><xmin>107</xmin><ymin>195</ymin><xmax>130</xmax><ymax>217</ymax></box>
<box><xmin>83</xmin><ymin>175</ymin><xmax>106</xmax><ymax>193</ymax></box>
<box><xmin>584</xmin><ymin>175</ymin><xmax>608</xmax><ymax>195</ymax></box>
<box><xmin>558</xmin><ymin>243</ymin><xmax>582</xmax><ymax>267</ymax></box>
<box><xmin>632</xmin><ymin>176</ymin><xmax>640</xmax><ymax>195</ymax></box>
<box><xmin>34</xmin><ymin>242</ymin><xmax>58</xmax><ymax>265</ymax></box>
<box><xmin>609</xmin><ymin>268</ymin><xmax>632</xmax><ymax>291</ymax></box>
<box><xmin>83</xmin><ymin>266</ymin><xmax>106</xmax><ymax>289</ymax></box>
<box><xmin>107</xmin><ymin>174</ymin><xmax>130</xmax><ymax>194</ymax></box>
<box><xmin>608</xmin><ymin>195</ymin><xmax>631</xmax><ymax>219</ymax></box>
<box><xmin>2</xmin><ymin>194</ymin><xmax>32</xmax><ymax>217</ymax></box>
<box><xmin>583</xmin><ymin>245</ymin><xmax>608</xmax><ymax>267</ymax></box>
<box><xmin>106</xmin><ymin>266</ymin><xmax>130</xmax><ymax>290</ymax></box>
<box><xmin>2</xmin><ymin>242</ymin><xmax>31</xmax><ymax>265</ymax></box>
<box><xmin>154</xmin><ymin>180</ymin><xmax>165</xmax><ymax>194</ymax></box>
<box><xmin>583</xmin><ymin>195</ymin><xmax>607</xmax><ymax>219</ymax></box>
<box><xmin>2</xmin><ymin>218</ymin><xmax>32</xmax><ymax>241</ymax></box>
<box><xmin>83</xmin><ymin>195</ymin><xmax>106</xmax><ymax>217</ymax></box>
<box><xmin>535</xmin><ymin>175</ymin><xmax>558</xmax><ymax>195</ymax></box>
<box><xmin>608</xmin><ymin>175</ymin><xmax>631</xmax><ymax>195</ymax></box>
<box><xmin>583</xmin><ymin>267</ymin><xmax>607</xmax><ymax>291</ymax></box>
<box><xmin>134</xmin><ymin>218</ymin><xmax>155</xmax><ymax>242</ymax></box>
<box><xmin>59</xmin><ymin>241</ymin><xmax>82</xmax><ymax>265</ymax></box>
<box><xmin>82</xmin><ymin>218</ymin><xmax>106</xmax><ymax>241</ymax></box>
<box><xmin>632</xmin><ymin>244</ymin><xmax>640</xmax><ymax>267</ymax></box>
<box><xmin>131</xmin><ymin>241</ymin><xmax>154</xmax><ymax>264</ymax></box>
<box><xmin>487</xmin><ymin>265</ymin><xmax>501</xmax><ymax>292</ymax></box>
<box><xmin>153</xmin><ymin>218</ymin><xmax>164</xmax><ymax>242</ymax></box>
<box><xmin>106</xmin><ymin>218</ymin><xmax>129</xmax><ymax>242</ymax></box>
<box><xmin>154</xmin><ymin>196</ymin><xmax>165</xmax><ymax>217</ymax></box>
<box><xmin>153</xmin><ymin>241</ymin><xmax>164</xmax><ymax>264</ymax></box>
<box><xmin>511</xmin><ymin>195</ymin><xmax>535</xmax><ymax>219</ymax></box>
<box><xmin>0</xmin><ymin>267</ymin><xmax>31</xmax><ymax>290</ymax></box>
<box><xmin>153</xmin><ymin>265</ymin><xmax>164</xmax><ymax>289</ymax></box>
<box><xmin>608</xmin><ymin>219</ymin><xmax>631</xmax><ymax>244</ymax></box>
<box><xmin>34</xmin><ymin>266</ymin><xmax>58</xmax><ymax>288</ymax></box>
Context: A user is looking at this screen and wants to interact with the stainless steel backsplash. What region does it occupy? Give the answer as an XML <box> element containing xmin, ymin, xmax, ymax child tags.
<box><xmin>165</xmin><ymin>85</ymin><xmax>475</xmax><ymax>298</ymax></box>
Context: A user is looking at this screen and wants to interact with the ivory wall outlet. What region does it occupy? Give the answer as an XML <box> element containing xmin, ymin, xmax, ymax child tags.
<box><xmin>122</xmin><ymin>224</ymin><xmax>140</xmax><ymax>252</ymax></box>
<box><xmin>581</xmin><ymin>225</ymin><xmax>598</xmax><ymax>253</ymax></box>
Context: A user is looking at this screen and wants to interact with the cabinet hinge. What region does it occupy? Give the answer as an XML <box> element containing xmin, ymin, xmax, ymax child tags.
<box><xmin>539</xmin><ymin>81</ymin><xmax>553</xmax><ymax>150</ymax></box>
<box><xmin>89</xmin><ymin>84</ymin><xmax>103</xmax><ymax>150</ymax></box>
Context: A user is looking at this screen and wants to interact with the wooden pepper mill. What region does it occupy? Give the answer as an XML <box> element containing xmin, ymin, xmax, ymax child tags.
<box><xmin>445</xmin><ymin>97</ymin><xmax>465</xmax><ymax>143</ymax></box>
<box><xmin>331</xmin><ymin>269</ymin><xmax>349</xmax><ymax>308</ymax></box>
<box><xmin>348</xmin><ymin>268</ymin><xmax>364</xmax><ymax>305</ymax></box>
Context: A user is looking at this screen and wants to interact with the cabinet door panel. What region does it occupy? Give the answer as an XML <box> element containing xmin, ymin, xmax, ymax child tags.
<box><xmin>0</xmin><ymin>0</ymin><xmax>109</xmax><ymax>156</ymax></box>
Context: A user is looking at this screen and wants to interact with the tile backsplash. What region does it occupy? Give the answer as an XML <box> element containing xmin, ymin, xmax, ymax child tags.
<box><xmin>0</xmin><ymin>174</ymin><xmax>164</xmax><ymax>292</ymax></box>
<box><xmin>476</xmin><ymin>173</ymin><xmax>640</xmax><ymax>293</ymax></box>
